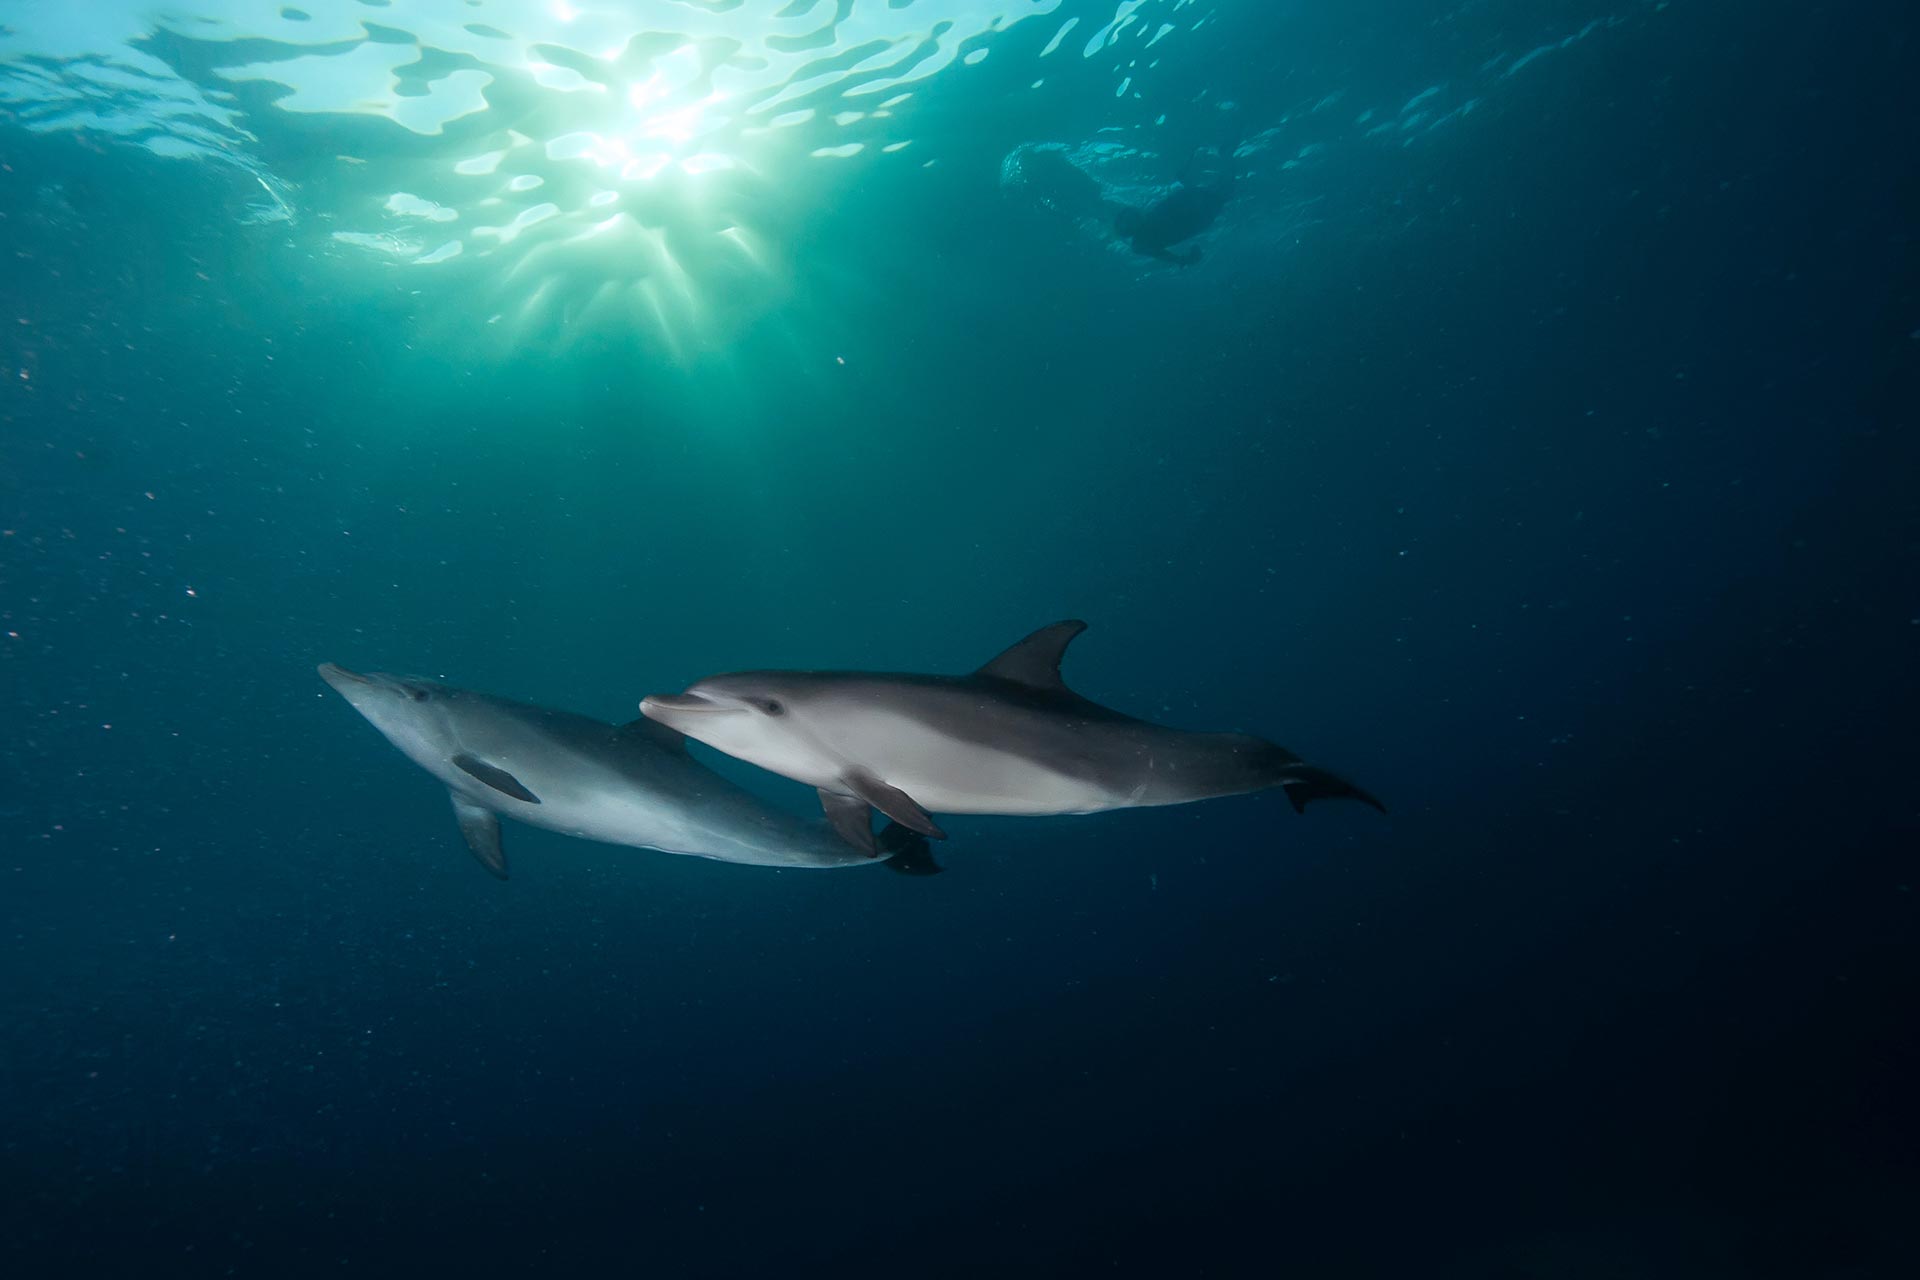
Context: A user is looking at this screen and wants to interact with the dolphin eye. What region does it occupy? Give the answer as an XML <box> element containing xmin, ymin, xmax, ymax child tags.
<box><xmin>761</xmin><ymin>699</ymin><xmax>785</xmax><ymax>716</ymax></box>
<box><xmin>408</xmin><ymin>686</ymin><xmax>431</xmax><ymax>703</ymax></box>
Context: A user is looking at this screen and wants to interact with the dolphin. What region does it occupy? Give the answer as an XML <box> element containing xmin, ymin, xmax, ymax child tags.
<box><xmin>318</xmin><ymin>664</ymin><xmax>937</xmax><ymax>878</ymax></box>
<box><xmin>638</xmin><ymin>621</ymin><xmax>1384</xmax><ymax>853</ymax></box>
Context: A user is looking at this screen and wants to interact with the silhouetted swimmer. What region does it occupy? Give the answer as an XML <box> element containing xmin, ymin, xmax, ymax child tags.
<box><xmin>1114</xmin><ymin>146</ymin><xmax>1234</xmax><ymax>266</ymax></box>
<box><xmin>1010</xmin><ymin>144</ymin><xmax>1111</xmax><ymax>222</ymax></box>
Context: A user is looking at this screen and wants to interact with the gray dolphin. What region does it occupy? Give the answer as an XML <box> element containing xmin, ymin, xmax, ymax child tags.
<box><xmin>319</xmin><ymin>664</ymin><xmax>936</xmax><ymax>878</ymax></box>
<box><xmin>638</xmin><ymin>621</ymin><xmax>1384</xmax><ymax>853</ymax></box>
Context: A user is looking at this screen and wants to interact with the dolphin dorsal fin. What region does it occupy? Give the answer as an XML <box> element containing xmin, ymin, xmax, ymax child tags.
<box><xmin>974</xmin><ymin>620</ymin><xmax>1088</xmax><ymax>691</ymax></box>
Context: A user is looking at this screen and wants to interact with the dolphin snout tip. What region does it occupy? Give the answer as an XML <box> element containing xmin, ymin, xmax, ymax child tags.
<box><xmin>317</xmin><ymin>662</ymin><xmax>365</xmax><ymax>691</ymax></box>
<box><xmin>641</xmin><ymin>692</ymin><xmax>724</xmax><ymax>720</ymax></box>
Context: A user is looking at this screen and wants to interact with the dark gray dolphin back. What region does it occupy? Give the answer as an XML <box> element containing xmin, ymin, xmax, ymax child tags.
<box><xmin>968</xmin><ymin>620</ymin><xmax>1386</xmax><ymax>814</ymax></box>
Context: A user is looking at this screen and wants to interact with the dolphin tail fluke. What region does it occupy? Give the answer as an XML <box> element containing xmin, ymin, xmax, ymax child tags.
<box><xmin>1277</xmin><ymin>765</ymin><xmax>1386</xmax><ymax>816</ymax></box>
<box><xmin>877</xmin><ymin>823</ymin><xmax>944</xmax><ymax>876</ymax></box>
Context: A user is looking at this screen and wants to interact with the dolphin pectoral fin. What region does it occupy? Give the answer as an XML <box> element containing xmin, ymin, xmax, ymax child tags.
<box><xmin>818</xmin><ymin>789</ymin><xmax>879</xmax><ymax>855</ymax></box>
<box><xmin>877</xmin><ymin>822</ymin><xmax>943</xmax><ymax>876</ymax></box>
<box><xmin>845</xmin><ymin>772</ymin><xmax>946</xmax><ymax>841</ymax></box>
<box><xmin>1278</xmin><ymin>765</ymin><xmax>1387</xmax><ymax>816</ymax></box>
<box><xmin>449</xmin><ymin>792</ymin><xmax>509</xmax><ymax>880</ymax></box>
<box><xmin>974</xmin><ymin>620</ymin><xmax>1087</xmax><ymax>692</ymax></box>
<box><xmin>451</xmin><ymin>753</ymin><xmax>541</xmax><ymax>805</ymax></box>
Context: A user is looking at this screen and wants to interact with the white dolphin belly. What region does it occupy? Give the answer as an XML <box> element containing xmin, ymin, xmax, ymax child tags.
<box><xmin>835</xmin><ymin>711</ymin><xmax>1118</xmax><ymax>816</ymax></box>
<box><xmin>436</xmin><ymin>756</ymin><xmax>835</xmax><ymax>865</ymax></box>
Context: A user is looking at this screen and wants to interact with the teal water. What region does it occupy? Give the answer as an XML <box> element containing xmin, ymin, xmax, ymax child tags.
<box><xmin>2</xmin><ymin>1</ymin><xmax>1916</xmax><ymax>1275</ymax></box>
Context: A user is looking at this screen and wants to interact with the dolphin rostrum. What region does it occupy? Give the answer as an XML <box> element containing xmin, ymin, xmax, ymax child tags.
<box><xmin>319</xmin><ymin>664</ymin><xmax>937</xmax><ymax>878</ymax></box>
<box><xmin>638</xmin><ymin>621</ymin><xmax>1384</xmax><ymax>853</ymax></box>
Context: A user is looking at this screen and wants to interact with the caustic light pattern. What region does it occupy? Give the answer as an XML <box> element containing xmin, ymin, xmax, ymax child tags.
<box><xmin>0</xmin><ymin>1</ymin><xmax>1205</xmax><ymax>351</ymax></box>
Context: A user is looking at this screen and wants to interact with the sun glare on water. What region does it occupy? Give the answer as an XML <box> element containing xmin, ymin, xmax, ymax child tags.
<box><xmin>0</xmin><ymin>0</ymin><xmax>1201</xmax><ymax>355</ymax></box>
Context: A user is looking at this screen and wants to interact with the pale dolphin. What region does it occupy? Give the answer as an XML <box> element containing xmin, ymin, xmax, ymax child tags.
<box><xmin>639</xmin><ymin>621</ymin><xmax>1384</xmax><ymax>853</ymax></box>
<box><xmin>319</xmin><ymin>664</ymin><xmax>936</xmax><ymax>878</ymax></box>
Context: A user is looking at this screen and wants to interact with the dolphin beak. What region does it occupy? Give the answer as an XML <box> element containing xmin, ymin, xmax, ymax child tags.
<box><xmin>641</xmin><ymin>693</ymin><xmax>735</xmax><ymax>721</ymax></box>
<box><xmin>318</xmin><ymin>663</ymin><xmax>370</xmax><ymax>693</ymax></box>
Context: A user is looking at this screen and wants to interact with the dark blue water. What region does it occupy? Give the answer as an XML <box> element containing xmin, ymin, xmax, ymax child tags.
<box><xmin>3</xmin><ymin>1</ymin><xmax>1915</xmax><ymax>1275</ymax></box>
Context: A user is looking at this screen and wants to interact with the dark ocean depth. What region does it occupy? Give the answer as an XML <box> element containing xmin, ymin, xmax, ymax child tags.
<box><xmin>2</xmin><ymin>1</ymin><xmax>1915</xmax><ymax>1275</ymax></box>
